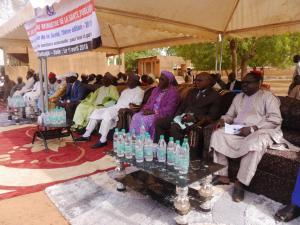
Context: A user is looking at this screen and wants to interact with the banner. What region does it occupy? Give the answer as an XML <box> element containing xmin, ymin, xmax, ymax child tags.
<box><xmin>24</xmin><ymin>0</ymin><xmax>101</xmax><ymax>57</ymax></box>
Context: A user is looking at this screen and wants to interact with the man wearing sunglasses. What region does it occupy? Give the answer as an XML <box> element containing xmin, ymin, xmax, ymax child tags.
<box><xmin>210</xmin><ymin>72</ymin><xmax>282</xmax><ymax>202</ymax></box>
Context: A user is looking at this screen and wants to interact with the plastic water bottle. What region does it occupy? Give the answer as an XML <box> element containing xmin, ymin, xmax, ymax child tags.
<box><xmin>157</xmin><ymin>135</ymin><xmax>167</xmax><ymax>163</ymax></box>
<box><xmin>174</xmin><ymin>140</ymin><xmax>181</xmax><ymax>170</ymax></box>
<box><xmin>167</xmin><ymin>137</ymin><xmax>175</xmax><ymax>165</ymax></box>
<box><xmin>144</xmin><ymin>133</ymin><xmax>153</xmax><ymax>162</ymax></box>
<box><xmin>135</xmin><ymin>136</ymin><xmax>144</xmax><ymax>163</ymax></box>
<box><xmin>125</xmin><ymin>133</ymin><xmax>133</xmax><ymax>159</ymax></box>
<box><xmin>113</xmin><ymin>128</ymin><xmax>119</xmax><ymax>152</ymax></box>
<box><xmin>180</xmin><ymin>138</ymin><xmax>190</xmax><ymax>174</ymax></box>
<box><xmin>131</xmin><ymin>129</ymin><xmax>136</xmax><ymax>156</ymax></box>
<box><xmin>140</xmin><ymin>123</ymin><xmax>146</xmax><ymax>136</ymax></box>
<box><xmin>117</xmin><ymin>132</ymin><xmax>125</xmax><ymax>157</ymax></box>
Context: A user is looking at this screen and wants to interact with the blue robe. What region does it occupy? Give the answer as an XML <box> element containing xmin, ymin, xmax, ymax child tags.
<box><xmin>64</xmin><ymin>80</ymin><xmax>86</xmax><ymax>103</ymax></box>
<box><xmin>292</xmin><ymin>168</ymin><xmax>300</xmax><ymax>206</ymax></box>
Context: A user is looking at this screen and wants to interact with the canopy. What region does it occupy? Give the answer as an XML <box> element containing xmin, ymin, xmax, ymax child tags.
<box><xmin>1</xmin><ymin>0</ymin><xmax>300</xmax><ymax>53</ymax></box>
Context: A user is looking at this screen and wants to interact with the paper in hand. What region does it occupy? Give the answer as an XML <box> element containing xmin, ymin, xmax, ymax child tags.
<box><xmin>224</xmin><ymin>123</ymin><xmax>246</xmax><ymax>134</ymax></box>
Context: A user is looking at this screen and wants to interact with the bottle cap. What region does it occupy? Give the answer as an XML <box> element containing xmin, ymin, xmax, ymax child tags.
<box><xmin>169</xmin><ymin>137</ymin><xmax>174</xmax><ymax>141</ymax></box>
<box><xmin>160</xmin><ymin>135</ymin><xmax>164</xmax><ymax>139</ymax></box>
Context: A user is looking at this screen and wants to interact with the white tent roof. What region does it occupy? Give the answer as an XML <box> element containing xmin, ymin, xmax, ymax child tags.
<box><xmin>1</xmin><ymin>0</ymin><xmax>300</xmax><ymax>53</ymax></box>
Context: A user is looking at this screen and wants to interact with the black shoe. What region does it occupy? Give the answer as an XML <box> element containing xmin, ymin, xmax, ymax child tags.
<box><xmin>232</xmin><ymin>184</ymin><xmax>245</xmax><ymax>202</ymax></box>
<box><xmin>75</xmin><ymin>136</ymin><xmax>90</xmax><ymax>142</ymax></box>
<box><xmin>91</xmin><ymin>141</ymin><xmax>107</xmax><ymax>149</ymax></box>
<box><xmin>212</xmin><ymin>175</ymin><xmax>230</xmax><ymax>186</ymax></box>
<box><xmin>275</xmin><ymin>204</ymin><xmax>300</xmax><ymax>222</ymax></box>
<box><xmin>8</xmin><ymin>115</ymin><xmax>12</xmax><ymax>120</ymax></box>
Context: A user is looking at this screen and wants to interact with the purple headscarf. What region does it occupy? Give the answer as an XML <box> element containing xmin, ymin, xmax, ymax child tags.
<box><xmin>161</xmin><ymin>70</ymin><xmax>175</xmax><ymax>84</ymax></box>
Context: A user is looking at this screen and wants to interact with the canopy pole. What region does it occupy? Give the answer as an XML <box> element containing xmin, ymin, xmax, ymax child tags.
<box><xmin>214</xmin><ymin>39</ymin><xmax>219</xmax><ymax>73</ymax></box>
<box><xmin>38</xmin><ymin>57</ymin><xmax>45</xmax><ymax>113</ymax></box>
<box><xmin>43</xmin><ymin>58</ymin><xmax>49</xmax><ymax>112</ymax></box>
<box><xmin>219</xmin><ymin>34</ymin><xmax>224</xmax><ymax>74</ymax></box>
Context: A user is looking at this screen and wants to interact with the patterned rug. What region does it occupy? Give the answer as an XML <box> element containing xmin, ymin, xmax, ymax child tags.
<box><xmin>45</xmin><ymin>173</ymin><xmax>300</xmax><ymax>225</ymax></box>
<box><xmin>0</xmin><ymin>125</ymin><xmax>116</xmax><ymax>199</ymax></box>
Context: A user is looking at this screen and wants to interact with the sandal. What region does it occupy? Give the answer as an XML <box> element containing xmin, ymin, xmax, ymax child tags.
<box><xmin>232</xmin><ymin>184</ymin><xmax>245</xmax><ymax>202</ymax></box>
<box><xmin>275</xmin><ymin>204</ymin><xmax>300</xmax><ymax>222</ymax></box>
<box><xmin>212</xmin><ymin>175</ymin><xmax>230</xmax><ymax>186</ymax></box>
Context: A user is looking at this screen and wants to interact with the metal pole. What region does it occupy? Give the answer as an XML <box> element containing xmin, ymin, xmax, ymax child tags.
<box><xmin>215</xmin><ymin>40</ymin><xmax>219</xmax><ymax>73</ymax></box>
<box><xmin>43</xmin><ymin>58</ymin><xmax>49</xmax><ymax>112</ymax></box>
<box><xmin>38</xmin><ymin>57</ymin><xmax>45</xmax><ymax>113</ymax></box>
<box><xmin>219</xmin><ymin>34</ymin><xmax>224</xmax><ymax>74</ymax></box>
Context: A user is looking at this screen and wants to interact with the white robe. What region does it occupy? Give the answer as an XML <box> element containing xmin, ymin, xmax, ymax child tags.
<box><xmin>89</xmin><ymin>86</ymin><xmax>144</xmax><ymax>121</ymax></box>
<box><xmin>23</xmin><ymin>81</ymin><xmax>41</xmax><ymax>108</ymax></box>
<box><xmin>84</xmin><ymin>87</ymin><xmax>144</xmax><ymax>141</ymax></box>
<box><xmin>210</xmin><ymin>90</ymin><xmax>282</xmax><ymax>185</ymax></box>
<box><xmin>13</xmin><ymin>77</ymin><xmax>35</xmax><ymax>96</ymax></box>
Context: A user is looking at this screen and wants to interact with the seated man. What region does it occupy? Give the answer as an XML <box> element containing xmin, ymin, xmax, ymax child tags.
<box><xmin>210</xmin><ymin>72</ymin><xmax>282</xmax><ymax>202</ymax></box>
<box><xmin>2</xmin><ymin>75</ymin><xmax>16</xmax><ymax>101</ymax></box>
<box><xmin>13</xmin><ymin>69</ymin><xmax>35</xmax><ymax>96</ymax></box>
<box><xmin>288</xmin><ymin>75</ymin><xmax>300</xmax><ymax>100</ymax></box>
<box><xmin>155</xmin><ymin>72</ymin><xmax>220</xmax><ymax>143</ymax></box>
<box><xmin>57</xmin><ymin>72</ymin><xmax>87</xmax><ymax>122</ymax></box>
<box><xmin>275</xmin><ymin>168</ymin><xmax>300</xmax><ymax>222</ymax></box>
<box><xmin>225</xmin><ymin>72</ymin><xmax>242</xmax><ymax>91</ymax></box>
<box><xmin>10</xmin><ymin>77</ymin><xmax>25</xmax><ymax>97</ymax></box>
<box><xmin>130</xmin><ymin>71</ymin><xmax>180</xmax><ymax>140</ymax></box>
<box><xmin>75</xmin><ymin>74</ymin><xmax>144</xmax><ymax>148</ymax></box>
<box><xmin>23</xmin><ymin>74</ymin><xmax>41</xmax><ymax>113</ymax></box>
<box><xmin>48</xmin><ymin>74</ymin><xmax>67</xmax><ymax>110</ymax></box>
<box><xmin>72</xmin><ymin>74</ymin><xmax>119</xmax><ymax>130</ymax></box>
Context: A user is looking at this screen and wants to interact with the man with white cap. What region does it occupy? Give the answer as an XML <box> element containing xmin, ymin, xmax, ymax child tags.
<box><xmin>76</xmin><ymin>73</ymin><xmax>144</xmax><ymax>149</ymax></box>
<box><xmin>57</xmin><ymin>72</ymin><xmax>87</xmax><ymax>122</ymax></box>
<box><xmin>49</xmin><ymin>74</ymin><xmax>67</xmax><ymax>110</ymax></box>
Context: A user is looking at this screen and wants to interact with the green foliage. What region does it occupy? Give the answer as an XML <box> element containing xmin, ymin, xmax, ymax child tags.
<box><xmin>168</xmin><ymin>33</ymin><xmax>300</xmax><ymax>70</ymax></box>
<box><xmin>124</xmin><ymin>49</ymin><xmax>161</xmax><ymax>72</ymax></box>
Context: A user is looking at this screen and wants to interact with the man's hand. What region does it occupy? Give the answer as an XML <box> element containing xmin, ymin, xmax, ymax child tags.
<box><xmin>237</xmin><ymin>127</ymin><xmax>251</xmax><ymax>137</ymax></box>
<box><xmin>143</xmin><ymin>109</ymin><xmax>154</xmax><ymax>115</ymax></box>
<box><xmin>129</xmin><ymin>103</ymin><xmax>141</xmax><ymax>110</ymax></box>
<box><xmin>182</xmin><ymin>114</ymin><xmax>194</xmax><ymax>123</ymax></box>
<box><xmin>214</xmin><ymin>119</ymin><xmax>225</xmax><ymax>130</ymax></box>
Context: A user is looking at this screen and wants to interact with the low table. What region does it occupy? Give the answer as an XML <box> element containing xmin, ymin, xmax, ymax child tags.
<box><xmin>32</xmin><ymin>123</ymin><xmax>76</xmax><ymax>150</ymax></box>
<box><xmin>107</xmin><ymin>151</ymin><xmax>224</xmax><ymax>225</ymax></box>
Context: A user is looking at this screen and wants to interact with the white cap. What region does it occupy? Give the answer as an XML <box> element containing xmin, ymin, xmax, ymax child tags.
<box><xmin>65</xmin><ymin>72</ymin><xmax>77</xmax><ymax>78</ymax></box>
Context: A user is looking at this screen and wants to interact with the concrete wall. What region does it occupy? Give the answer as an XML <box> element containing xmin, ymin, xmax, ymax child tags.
<box><xmin>28</xmin><ymin>49</ymin><xmax>125</xmax><ymax>76</ymax></box>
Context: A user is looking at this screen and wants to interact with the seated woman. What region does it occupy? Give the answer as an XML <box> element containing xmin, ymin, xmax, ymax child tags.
<box><xmin>288</xmin><ymin>75</ymin><xmax>300</xmax><ymax>100</ymax></box>
<box><xmin>130</xmin><ymin>71</ymin><xmax>180</xmax><ymax>139</ymax></box>
<box><xmin>72</xmin><ymin>74</ymin><xmax>119</xmax><ymax>130</ymax></box>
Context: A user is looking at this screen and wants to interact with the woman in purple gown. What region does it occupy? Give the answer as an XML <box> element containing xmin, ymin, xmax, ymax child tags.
<box><xmin>130</xmin><ymin>71</ymin><xmax>180</xmax><ymax>139</ymax></box>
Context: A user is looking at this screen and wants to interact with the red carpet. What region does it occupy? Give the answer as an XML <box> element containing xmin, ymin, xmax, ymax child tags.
<box><xmin>0</xmin><ymin>125</ymin><xmax>115</xmax><ymax>199</ymax></box>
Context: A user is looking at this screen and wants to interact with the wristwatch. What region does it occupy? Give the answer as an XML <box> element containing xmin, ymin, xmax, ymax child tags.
<box><xmin>250</xmin><ymin>126</ymin><xmax>255</xmax><ymax>133</ymax></box>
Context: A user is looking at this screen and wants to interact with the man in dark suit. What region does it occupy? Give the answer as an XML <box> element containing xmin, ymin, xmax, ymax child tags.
<box><xmin>57</xmin><ymin>72</ymin><xmax>87</xmax><ymax>123</ymax></box>
<box><xmin>154</xmin><ymin>72</ymin><xmax>221</xmax><ymax>143</ymax></box>
<box><xmin>225</xmin><ymin>72</ymin><xmax>242</xmax><ymax>91</ymax></box>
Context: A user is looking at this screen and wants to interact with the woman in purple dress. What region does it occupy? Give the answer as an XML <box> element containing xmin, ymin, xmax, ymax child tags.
<box><xmin>130</xmin><ymin>71</ymin><xmax>180</xmax><ymax>139</ymax></box>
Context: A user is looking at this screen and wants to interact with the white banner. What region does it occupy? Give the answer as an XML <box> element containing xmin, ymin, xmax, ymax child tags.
<box><xmin>24</xmin><ymin>0</ymin><xmax>101</xmax><ymax>57</ymax></box>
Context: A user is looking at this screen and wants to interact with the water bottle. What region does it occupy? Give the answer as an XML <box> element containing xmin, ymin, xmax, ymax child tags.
<box><xmin>125</xmin><ymin>133</ymin><xmax>133</xmax><ymax>159</ymax></box>
<box><xmin>117</xmin><ymin>132</ymin><xmax>125</xmax><ymax>157</ymax></box>
<box><xmin>174</xmin><ymin>140</ymin><xmax>181</xmax><ymax>170</ymax></box>
<box><xmin>131</xmin><ymin>129</ymin><xmax>136</xmax><ymax>156</ymax></box>
<box><xmin>144</xmin><ymin>133</ymin><xmax>153</xmax><ymax>162</ymax></box>
<box><xmin>180</xmin><ymin>139</ymin><xmax>190</xmax><ymax>174</ymax></box>
<box><xmin>167</xmin><ymin>137</ymin><xmax>175</xmax><ymax>165</ymax></box>
<box><xmin>140</xmin><ymin>123</ymin><xmax>146</xmax><ymax>136</ymax></box>
<box><xmin>135</xmin><ymin>136</ymin><xmax>144</xmax><ymax>163</ymax></box>
<box><xmin>113</xmin><ymin>128</ymin><xmax>119</xmax><ymax>152</ymax></box>
<box><xmin>157</xmin><ymin>135</ymin><xmax>167</xmax><ymax>163</ymax></box>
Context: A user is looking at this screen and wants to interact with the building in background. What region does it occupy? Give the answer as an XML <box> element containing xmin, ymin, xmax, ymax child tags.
<box><xmin>137</xmin><ymin>55</ymin><xmax>192</xmax><ymax>78</ymax></box>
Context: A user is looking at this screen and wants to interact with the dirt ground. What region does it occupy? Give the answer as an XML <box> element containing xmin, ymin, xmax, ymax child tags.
<box><xmin>0</xmin><ymin>192</ymin><xmax>68</xmax><ymax>225</ymax></box>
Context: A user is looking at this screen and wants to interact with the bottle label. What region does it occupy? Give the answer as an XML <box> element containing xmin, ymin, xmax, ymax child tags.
<box><xmin>125</xmin><ymin>145</ymin><xmax>132</xmax><ymax>154</ymax></box>
<box><xmin>167</xmin><ymin>151</ymin><xmax>174</xmax><ymax>162</ymax></box>
<box><xmin>135</xmin><ymin>148</ymin><xmax>143</xmax><ymax>160</ymax></box>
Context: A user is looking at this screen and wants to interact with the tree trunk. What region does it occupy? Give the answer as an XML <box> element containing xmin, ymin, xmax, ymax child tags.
<box><xmin>240</xmin><ymin>57</ymin><xmax>248</xmax><ymax>78</ymax></box>
<box><xmin>229</xmin><ymin>39</ymin><xmax>238</xmax><ymax>78</ymax></box>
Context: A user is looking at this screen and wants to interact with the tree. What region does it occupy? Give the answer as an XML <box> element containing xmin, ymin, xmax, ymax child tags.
<box><xmin>124</xmin><ymin>49</ymin><xmax>161</xmax><ymax>72</ymax></box>
<box><xmin>168</xmin><ymin>33</ymin><xmax>300</xmax><ymax>77</ymax></box>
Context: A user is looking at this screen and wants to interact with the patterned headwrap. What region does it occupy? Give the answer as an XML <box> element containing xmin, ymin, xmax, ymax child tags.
<box><xmin>161</xmin><ymin>70</ymin><xmax>175</xmax><ymax>84</ymax></box>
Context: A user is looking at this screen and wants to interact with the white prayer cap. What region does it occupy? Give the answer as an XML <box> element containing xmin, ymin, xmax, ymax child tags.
<box><xmin>65</xmin><ymin>72</ymin><xmax>77</xmax><ymax>78</ymax></box>
<box><xmin>56</xmin><ymin>74</ymin><xmax>65</xmax><ymax>80</ymax></box>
